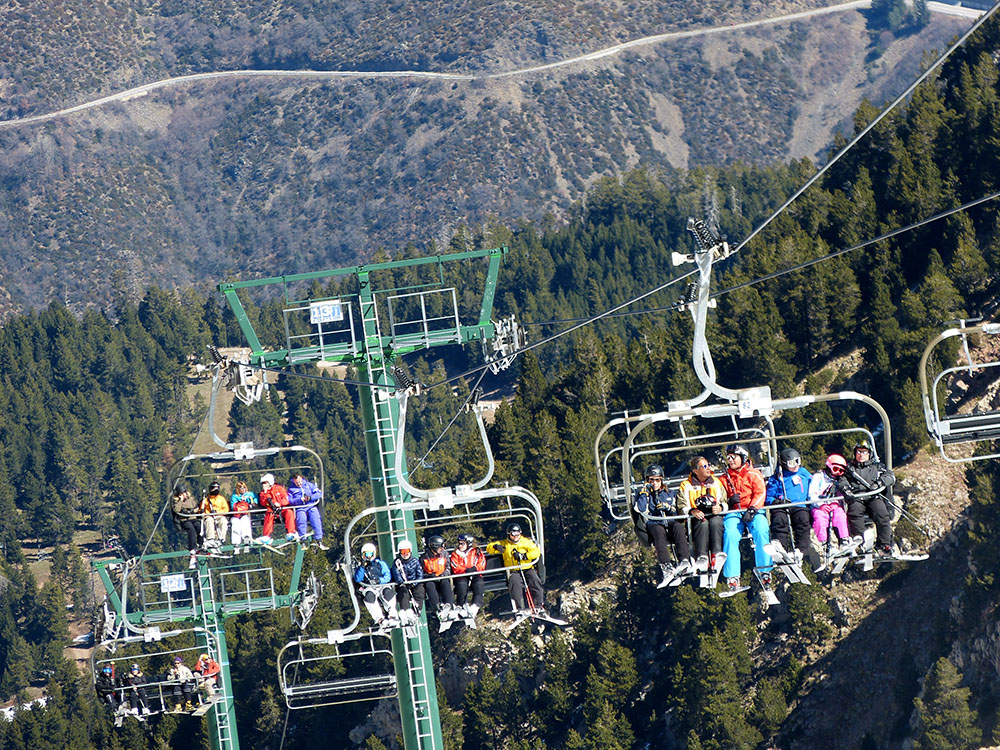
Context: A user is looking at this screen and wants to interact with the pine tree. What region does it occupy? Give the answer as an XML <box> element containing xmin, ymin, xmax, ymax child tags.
<box><xmin>914</xmin><ymin>658</ymin><xmax>981</xmax><ymax>750</ymax></box>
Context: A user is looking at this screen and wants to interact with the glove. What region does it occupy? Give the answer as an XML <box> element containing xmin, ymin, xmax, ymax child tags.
<box><xmin>729</xmin><ymin>492</ymin><xmax>741</xmax><ymax>506</ymax></box>
<box><xmin>513</xmin><ymin>550</ymin><xmax>524</xmax><ymax>561</ymax></box>
<box><xmin>741</xmin><ymin>508</ymin><xmax>757</xmax><ymax>525</ymax></box>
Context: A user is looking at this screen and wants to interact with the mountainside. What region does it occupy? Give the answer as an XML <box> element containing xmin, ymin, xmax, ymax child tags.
<box><xmin>0</xmin><ymin>2</ymin><xmax>971</xmax><ymax>313</ymax></box>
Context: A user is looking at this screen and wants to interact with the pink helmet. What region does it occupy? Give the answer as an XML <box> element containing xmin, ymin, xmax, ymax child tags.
<box><xmin>825</xmin><ymin>454</ymin><xmax>847</xmax><ymax>476</ymax></box>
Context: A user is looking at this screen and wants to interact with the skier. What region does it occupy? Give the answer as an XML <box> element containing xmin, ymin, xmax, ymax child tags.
<box><xmin>719</xmin><ymin>445</ymin><xmax>773</xmax><ymax>593</ymax></box>
<box><xmin>257</xmin><ymin>473</ymin><xmax>297</xmax><ymax>544</ymax></box>
<box><xmin>450</xmin><ymin>533</ymin><xmax>486</xmax><ymax>618</ymax></box>
<box><xmin>486</xmin><ymin>523</ymin><xmax>546</xmax><ymax>617</ymax></box>
<box><xmin>353</xmin><ymin>542</ymin><xmax>398</xmax><ymax>627</ymax></box>
<box><xmin>765</xmin><ymin>447</ymin><xmax>812</xmax><ymax>564</ymax></box>
<box><xmin>420</xmin><ymin>535</ymin><xmax>457</xmax><ymax>621</ymax></box>
<box><xmin>287</xmin><ymin>473</ymin><xmax>327</xmax><ymax>550</ymax></box>
<box><xmin>96</xmin><ymin>664</ymin><xmax>120</xmax><ymax>709</ymax></box>
<box><xmin>171</xmin><ymin>486</ymin><xmax>201</xmax><ymax>569</ymax></box>
<box><xmin>167</xmin><ymin>656</ymin><xmax>197</xmax><ymax>711</ymax></box>
<box><xmin>194</xmin><ymin>653</ymin><xmax>221</xmax><ymax>699</ymax></box>
<box><xmin>677</xmin><ymin>456</ymin><xmax>728</xmax><ymax>573</ymax></box>
<box><xmin>810</xmin><ymin>454</ymin><xmax>851</xmax><ymax>551</ymax></box>
<box><xmin>199</xmin><ymin>481</ymin><xmax>229</xmax><ymax>548</ymax></box>
<box><xmin>840</xmin><ymin>440</ymin><xmax>895</xmax><ymax>556</ymax></box>
<box><xmin>391</xmin><ymin>539</ymin><xmax>424</xmax><ymax>625</ymax></box>
<box><xmin>229</xmin><ymin>481</ymin><xmax>256</xmax><ymax>549</ymax></box>
<box><xmin>124</xmin><ymin>663</ymin><xmax>151</xmax><ymax>717</ymax></box>
<box><xmin>633</xmin><ymin>464</ymin><xmax>693</xmax><ymax>586</ymax></box>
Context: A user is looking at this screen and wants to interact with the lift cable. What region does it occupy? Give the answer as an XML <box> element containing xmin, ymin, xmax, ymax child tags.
<box><xmin>522</xmin><ymin>189</ymin><xmax>1000</xmax><ymax>327</ymax></box>
<box><xmin>420</xmin><ymin>269</ymin><xmax>700</xmax><ymax>391</ymax></box>
<box><xmin>733</xmin><ymin>1</ymin><xmax>1000</xmax><ymax>256</ymax></box>
<box><xmin>411</xmin><ymin>366</ymin><xmax>490</xmax><ymax>478</ymax></box>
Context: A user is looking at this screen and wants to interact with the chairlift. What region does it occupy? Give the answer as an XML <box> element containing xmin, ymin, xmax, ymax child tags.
<box><xmin>920</xmin><ymin>320</ymin><xmax>1000</xmax><ymax>462</ymax></box>
<box><xmin>597</xmin><ymin>216</ymin><xmax>899</xmax><ymax>586</ymax></box>
<box><xmin>93</xmin><ymin>627</ymin><xmax>222</xmax><ymax>723</ymax></box>
<box><xmin>277</xmin><ymin>630</ymin><xmax>397</xmax><ymax>709</ymax></box>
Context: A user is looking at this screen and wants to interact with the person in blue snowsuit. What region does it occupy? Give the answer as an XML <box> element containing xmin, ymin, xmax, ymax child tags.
<box><xmin>765</xmin><ymin>447</ymin><xmax>813</xmax><ymax>564</ymax></box>
<box><xmin>353</xmin><ymin>543</ymin><xmax>397</xmax><ymax>626</ymax></box>
<box><xmin>287</xmin><ymin>473</ymin><xmax>326</xmax><ymax>550</ymax></box>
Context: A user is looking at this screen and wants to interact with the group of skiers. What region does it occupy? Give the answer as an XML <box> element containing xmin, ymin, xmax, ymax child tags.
<box><xmin>171</xmin><ymin>472</ymin><xmax>327</xmax><ymax>568</ymax></box>
<box><xmin>352</xmin><ymin>523</ymin><xmax>546</xmax><ymax>629</ymax></box>
<box><xmin>633</xmin><ymin>441</ymin><xmax>896</xmax><ymax>593</ymax></box>
<box><xmin>95</xmin><ymin>653</ymin><xmax>221</xmax><ymax>723</ymax></box>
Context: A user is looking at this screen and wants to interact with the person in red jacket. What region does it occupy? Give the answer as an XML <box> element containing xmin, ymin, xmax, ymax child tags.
<box><xmin>449</xmin><ymin>533</ymin><xmax>486</xmax><ymax>618</ymax></box>
<box><xmin>194</xmin><ymin>653</ymin><xmax>221</xmax><ymax>698</ymax></box>
<box><xmin>257</xmin><ymin>473</ymin><xmax>297</xmax><ymax>543</ymax></box>
<box><xmin>719</xmin><ymin>445</ymin><xmax>773</xmax><ymax>592</ymax></box>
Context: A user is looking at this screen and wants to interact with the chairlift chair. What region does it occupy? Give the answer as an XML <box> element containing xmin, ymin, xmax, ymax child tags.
<box><xmin>277</xmin><ymin>630</ymin><xmax>397</xmax><ymax>710</ymax></box>
<box><xmin>920</xmin><ymin>320</ymin><xmax>1000</xmax><ymax>463</ymax></box>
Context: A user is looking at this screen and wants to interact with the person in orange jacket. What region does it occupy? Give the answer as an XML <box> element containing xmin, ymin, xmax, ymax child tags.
<box><xmin>719</xmin><ymin>445</ymin><xmax>773</xmax><ymax>593</ymax></box>
<box><xmin>450</xmin><ymin>533</ymin><xmax>486</xmax><ymax>617</ymax></box>
<box><xmin>420</xmin><ymin>535</ymin><xmax>456</xmax><ymax>619</ymax></box>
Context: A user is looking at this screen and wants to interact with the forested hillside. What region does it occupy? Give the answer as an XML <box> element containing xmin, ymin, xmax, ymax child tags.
<box><xmin>0</xmin><ymin>1</ymin><xmax>970</xmax><ymax>313</ymax></box>
<box><xmin>3</xmin><ymin>9</ymin><xmax>1000</xmax><ymax>750</ymax></box>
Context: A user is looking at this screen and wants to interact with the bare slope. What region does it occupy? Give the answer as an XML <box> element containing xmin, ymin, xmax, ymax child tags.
<box><xmin>0</xmin><ymin>6</ymin><xmax>972</xmax><ymax>314</ymax></box>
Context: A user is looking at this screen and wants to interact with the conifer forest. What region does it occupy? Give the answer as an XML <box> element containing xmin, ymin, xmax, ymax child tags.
<box><xmin>3</xmin><ymin>5</ymin><xmax>1000</xmax><ymax>750</ymax></box>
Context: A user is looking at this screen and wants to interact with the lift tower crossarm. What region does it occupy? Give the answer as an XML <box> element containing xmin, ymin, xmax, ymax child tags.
<box><xmin>218</xmin><ymin>247</ymin><xmax>507</xmax><ymax>368</ymax></box>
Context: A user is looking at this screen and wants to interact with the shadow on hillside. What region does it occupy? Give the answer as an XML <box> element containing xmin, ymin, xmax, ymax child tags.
<box><xmin>778</xmin><ymin>535</ymin><xmax>960</xmax><ymax>749</ymax></box>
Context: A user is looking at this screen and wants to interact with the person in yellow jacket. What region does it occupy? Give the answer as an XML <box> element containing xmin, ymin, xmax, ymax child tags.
<box><xmin>486</xmin><ymin>523</ymin><xmax>545</xmax><ymax>615</ymax></box>
<box><xmin>200</xmin><ymin>481</ymin><xmax>230</xmax><ymax>548</ymax></box>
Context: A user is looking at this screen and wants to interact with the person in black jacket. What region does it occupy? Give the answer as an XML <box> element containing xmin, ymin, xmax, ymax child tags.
<box><xmin>839</xmin><ymin>441</ymin><xmax>895</xmax><ymax>556</ymax></box>
<box><xmin>391</xmin><ymin>539</ymin><xmax>425</xmax><ymax>625</ymax></box>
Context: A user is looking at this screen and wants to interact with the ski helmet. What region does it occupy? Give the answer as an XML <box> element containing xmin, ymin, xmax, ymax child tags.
<box><xmin>361</xmin><ymin>542</ymin><xmax>377</xmax><ymax>560</ymax></box>
<box><xmin>726</xmin><ymin>445</ymin><xmax>750</xmax><ymax>463</ymax></box>
<box><xmin>825</xmin><ymin>454</ymin><xmax>848</xmax><ymax>476</ymax></box>
<box><xmin>131</xmin><ymin>664</ymin><xmax>140</xmax><ymax>673</ymax></box>
<box><xmin>644</xmin><ymin>464</ymin><xmax>664</xmax><ymax>480</ymax></box>
<box><xmin>260</xmin><ymin>473</ymin><xmax>275</xmax><ymax>487</ymax></box>
<box><xmin>208</xmin><ymin>481</ymin><xmax>221</xmax><ymax>493</ymax></box>
<box><xmin>102</xmin><ymin>665</ymin><xmax>113</xmax><ymax>674</ymax></box>
<box><xmin>779</xmin><ymin>447</ymin><xmax>801</xmax><ymax>466</ymax></box>
<box><xmin>427</xmin><ymin>535</ymin><xmax>445</xmax><ymax>551</ymax></box>
<box><xmin>173</xmin><ymin>485</ymin><xmax>188</xmax><ymax>496</ymax></box>
<box><xmin>457</xmin><ymin>533</ymin><xmax>474</xmax><ymax>545</ymax></box>
<box><xmin>199</xmin><ymin>654</ymin><xmax>209</xmax><ymax>661</ymax></box>
<box><xmin>853</xmin><ymin>440</ymin><xmax>872</xmax><ymax>457</ymax></box>
<box><xmin>507</xmin><ymin>523</ymin><xmax>522</xmax><ymax>537</ymax></box>
<box><xmin>397</xmin><ymin>539</ymin><xmax>413</xmax><ymax>555</ymax></box>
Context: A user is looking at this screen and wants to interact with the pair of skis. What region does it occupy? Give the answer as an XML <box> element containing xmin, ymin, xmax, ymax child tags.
<box><xmin>437</xmin><ymin>605</ymin><xmax>479</xmax><ymax>633</ymax></box>
<box><xmin>763</xmin><ymin>542</ymin><xmax>811</xmax><ymax>585</ymax></box>
<box><xmin>657</xmin><ymin>553</ymin><xmax>728</xmax><ymax>589</ymax></box>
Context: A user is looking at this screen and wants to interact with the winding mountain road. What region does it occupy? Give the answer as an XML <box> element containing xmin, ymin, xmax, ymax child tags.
<box><xmin>0</xmin><ymin>0</ymin><xmax>925</xmax><ymax>130</ymax></box>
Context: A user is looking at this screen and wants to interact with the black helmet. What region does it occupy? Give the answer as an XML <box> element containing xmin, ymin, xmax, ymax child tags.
<box><xmin>457</xmin><ymin>533</ymin><xmax>474</xmax><ymax>545</ymax></box>
<box><xmin>853</xmin><ymin>440</ymin><xmax>873</xmax><ymax>456</ymax></box>
<box><xmin>779</xmin><ymin>447</ymin><xmax>801</xmax><ymax>465</ymax></box>
<box><xmin>644</xmin><ymin>464</ymin><xmax>664</xmax><ymax>480</ymax></box>
<box><xmin>208</xmin><ymin>481</ymin><xmax>221</xmax><ymax>493</ymax></box>
<box><xmin>427</xmin><ymin>534</ymin><xmax>445</xmax><ymax>551</ymax></box>
<box><xmin>173</xmin><ymin>485</ymin><xmax>188</xmax><ymax>496</ymax></box>
<box><xmin>507</xmin><ymin>523</ymin><xmax>522</xmax><ymax>537</ymax></box>
<box><xmin>726</xmin><ymin>445</ymin><xmax>750</xmax><ymax>462</ymax></box>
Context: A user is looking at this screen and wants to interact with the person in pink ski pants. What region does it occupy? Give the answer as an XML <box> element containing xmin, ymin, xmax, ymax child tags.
<box><xmin>810</xmin><ymin>454</ymin><xmax>850</xmax><ymax>546</ymax></box>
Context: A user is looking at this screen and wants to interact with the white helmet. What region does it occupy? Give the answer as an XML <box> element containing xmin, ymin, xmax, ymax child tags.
<box><xmin>397</xmin><ymin>539</ymin><xmax>412</xmax><ymax>553</ymax></box>
<box><xmin>361</xmin><ymin>542</ymin><xmax>377</xmax><ymax>560</ymax></box>
<box><xmin>261</xmin><ymin>473</ymin><xmax>275</xmax><ymax>486</ymax></box>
